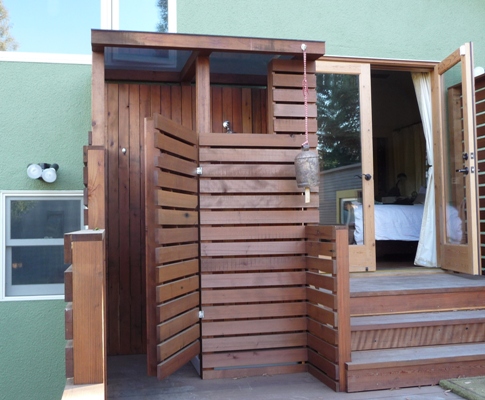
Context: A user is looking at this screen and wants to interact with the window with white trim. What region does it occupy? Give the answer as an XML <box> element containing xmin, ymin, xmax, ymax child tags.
<box><xmin>1</xmin><ymin>192</ymin><xmax>83</xmax><ymax>300</ymax></box>
<box><xmin>3</xmin><ymin>0</ymin><xmax>177</xmax><ymax>55</ymax></box>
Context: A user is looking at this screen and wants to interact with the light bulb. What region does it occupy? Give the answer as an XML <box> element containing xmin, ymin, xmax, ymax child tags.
<box><xmin>27</xmin><ymin>164</ymin><xmax>42</xmax><ymax>179</ymax></box>
<box><xmin>42</xmin><ymin>167</ymin><xmax>57</xmax><ymax>183</ymax></box>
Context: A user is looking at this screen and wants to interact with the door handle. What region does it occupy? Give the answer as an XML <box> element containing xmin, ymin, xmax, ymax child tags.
<box><xmin>456</xmin><ymin>167</ymin><xmax>469</xmax><ymax>175</ymax></box>
<box><xmin>355</xmin><ymin>174</ymin><xmax>372</xmax><ymax>181</ymax></box>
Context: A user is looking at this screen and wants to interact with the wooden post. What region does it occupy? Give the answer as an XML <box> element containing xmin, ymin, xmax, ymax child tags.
<box><xmin>335</xmin><ymin>226</ymin><xmax>351</xmax><ymax>392</ymax></box>
<box><xmin>65</xmin><ymin>230</ymin><xmax>106</xmax><ymax>385</ymax></box>
<box><xmin>196</xmin><ymin>56</ymin><xmax>211</xmax><ymax>135</ymax></box>
<box><xmin>85</xmin><ymin>147</ymin><xmax>106</xmax><ymax>230</ymax></box>
<box><xmin>91</xmin><ymin>51</ymin><xmax>106</xmax><ymax>146</ymax></box>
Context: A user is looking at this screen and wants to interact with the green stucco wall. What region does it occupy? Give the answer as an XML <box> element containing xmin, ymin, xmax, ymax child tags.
<box><xmin>177</xmin><ymin>0</ymin><xmax>485</xmax><ymax>69</ymax></box>
<box><xmin>0</xmin><ymin>61</ymin><xmax>91</xmax><ymax>400</ymax></box>
<box><xmin>0</xmin><ymin>62</ymin><xmax>91</xmax><ymax>190</ymax></box>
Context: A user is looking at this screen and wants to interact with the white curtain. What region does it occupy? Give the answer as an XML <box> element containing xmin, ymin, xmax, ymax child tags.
<box><xmin>412</xmin><ymin>72</ymin><xmax>437</xmax><ymax>267</ymax></box>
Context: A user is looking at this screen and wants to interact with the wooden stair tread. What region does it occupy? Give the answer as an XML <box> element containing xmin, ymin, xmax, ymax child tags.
<box><xmin>347</xmin><ymin>342</ymin><xmax>485</xmax><ymax>370</ymax></box>
<box><xmin>351</xmin><ymin>309</ymin><xmax>485</xmax><ymax>330</ymax></box>
<box><xmin>350</xmin><ymin>272</ymin><xmax>485</xmax><ymax>297</ymax></box>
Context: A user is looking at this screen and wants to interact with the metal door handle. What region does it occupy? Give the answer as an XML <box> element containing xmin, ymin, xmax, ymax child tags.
<box><xmin>355</xmin><ymin>174</ymin><xmax>372</xmax><ymax>181</ymax></box>
<box><xmin>456</xmin><ymin>167</ymin><xmax>469</xmax><ymax>175</ymax></box>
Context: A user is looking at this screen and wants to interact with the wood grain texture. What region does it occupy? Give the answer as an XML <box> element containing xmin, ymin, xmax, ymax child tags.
<box><xmin>199</xmin><ymin>74</ymin><xmax>318</xmax><ymax>377</ymax></box>
<box><xmin>202</xmin><ymin>348</ymin><xmax>307</xmax><ymax>369</ymax></box>
<box><xmin>202</xmin><ymin>317</ymin><xmax>306</xmax><ymax>337</ymax></box>
<box><xmin>103</xmin><ymin>82</ymin><xmax>274</xmax><ymax>362</ymax></box>
<box><xmin>201</xmin><ymin>256</ymin><xmax>305</xmax><ymax>272</ymax></box>
<box><xmin>201</xmin><ymin>271</ymin><xmax>305</xmax><ymax>288</ymax></box>
<box><xmin>305</xmin><ymin>225</ymin><xmax>350</xmax><ymax>392</ymax></box>
<box><xmin>145</xmin><ymin>114</ymin><xmax>200</xmax><ymax>380</ymax></box>
<box><xmin>70</xmin><ymin>233</ymin><xmax>106</xmax><ymax>385</ymax></box>
<box><xmin>203</xmin><ymin>302</ymin><xmax>306</xmax><ymax>320</ymax></box>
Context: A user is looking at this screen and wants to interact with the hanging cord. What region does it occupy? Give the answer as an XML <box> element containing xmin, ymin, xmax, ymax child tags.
<box><xmin>301</xmin><ymin>43</ymin><xmax>309</xmax><ymax>147</ymax></box>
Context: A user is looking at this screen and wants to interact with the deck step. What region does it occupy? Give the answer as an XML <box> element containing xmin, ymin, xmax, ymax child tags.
<box><xmin>346</xmin><ymin>342</ymin><xmax>485</xmax><ymax>392</ymax></box>
<box><xmin>350</xmin><ymin>273</ymin><xmax>485</xmax><ymax>315</ymax></box>
<box><xmin>351</xmin><ymin>309</ymin><xmax>485</xmax><ymax>350</ymax></box>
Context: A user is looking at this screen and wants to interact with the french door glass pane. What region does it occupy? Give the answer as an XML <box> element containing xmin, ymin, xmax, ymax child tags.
<box><xmin>443</xmin><ymin>64</ymin><xmax>466</xmax><ymax>244</ymax></box>
<box><xmin>317</xmin><ymin>73</ymin><xmax>362</xmax><ymax>244</ymax></box>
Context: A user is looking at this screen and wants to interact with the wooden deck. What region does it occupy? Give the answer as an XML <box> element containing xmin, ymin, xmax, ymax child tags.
<box><xmin>351</xmin><ymin>268</ymin><xmax>485</xmax><ymax>294</ymax></box>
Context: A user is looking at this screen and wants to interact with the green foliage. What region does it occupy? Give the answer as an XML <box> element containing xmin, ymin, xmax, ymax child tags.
<box><xmin>316</xmin><ymin>73</ymin><xmax>360</xmax><ymax>170</ymax></box>
<box><xmin>157</xmin><ymin>0</ymin><xmax>168</xmax><ymax>33</ymax></box>
<box><xmin>11</xmin><ymin>201</ymin><xmax>34</xmax><ymax>220</ymax></box>
<box><xmin>0</xmin><ymin>0</ymin><xmax>17</xmax><ymax>51</ymax></box>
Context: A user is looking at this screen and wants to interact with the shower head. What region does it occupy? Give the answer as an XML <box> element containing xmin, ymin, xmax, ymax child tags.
<box><xmin>222</xmin><ymin>120</ymin><xmax>233</xmax><ymax>133</ymax></box>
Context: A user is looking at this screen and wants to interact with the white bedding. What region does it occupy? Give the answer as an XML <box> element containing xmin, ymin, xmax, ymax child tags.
<box><xmin>353</xmin><ymin>204</ymin><xmax>424</xmax><ymax>245</ymax></box>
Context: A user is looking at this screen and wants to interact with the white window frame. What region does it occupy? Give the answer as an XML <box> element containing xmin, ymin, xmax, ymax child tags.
<box><xmin>1</xmin><ymin>191</ymin><xmax>84</xmax><ymax>301</ymax></box>
<box><xmin>101</xmin><ymin>0</ymin><xmax>177</xmax><ymax>32</ymax></box>
<box><xmin>0</xmin><ymin>0</ymin><xmax>177</xmax><ymax>63</ymax></box>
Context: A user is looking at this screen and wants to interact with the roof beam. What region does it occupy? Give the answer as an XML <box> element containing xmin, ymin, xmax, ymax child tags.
<box><xmin>92</xmin><ymin>30</ymin><xmax>325</xmax><ymax>59</ymax></box>
<box><xmin>179</xmin><ymin>50</ymin><xmax>212</xmax><ymax>82</ymax></box>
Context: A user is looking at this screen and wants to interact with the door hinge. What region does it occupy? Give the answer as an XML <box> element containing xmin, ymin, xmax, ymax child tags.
<box><xmin>196</xmin><ymin>167</ymin><xmax>203</xmax><ymax>175</ymax></box>
<box><xmin>199</xmin><ymin>310</ymin><xmax>204</xmax><ymax>319</ymax></box>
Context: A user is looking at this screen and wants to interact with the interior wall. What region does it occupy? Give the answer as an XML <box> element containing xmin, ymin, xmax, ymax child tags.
<box><xmin>371</xmin><ymin>71</ymin><xmax>425</xmax><ymax>200</ymax></box>
<box><xmin>105</xmin><ymin>82</ymin><xmax>267</xmax><ymax>355</ymax></box>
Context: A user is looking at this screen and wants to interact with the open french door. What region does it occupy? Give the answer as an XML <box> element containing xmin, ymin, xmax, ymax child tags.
<box><xmin>315</xmin><ymin>61</ymin><xmax>376</xmax><ymax>272</ymax></box>
<box><xmin>434</xmin><ymin>43</ymin><xmax>481</xmax><ymax>274</ymax></box>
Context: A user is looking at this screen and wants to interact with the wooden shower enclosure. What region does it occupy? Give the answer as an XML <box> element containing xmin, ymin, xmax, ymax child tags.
<box><xmin>82</xmin><ymin>30</ymin><xmax>355</xmax><ymax>388</ymax></box>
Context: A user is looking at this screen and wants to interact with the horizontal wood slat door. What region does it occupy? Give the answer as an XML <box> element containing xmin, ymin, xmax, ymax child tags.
<box><xmin>199</xmin><ymin>132</ymin><xmax>319</xmax><ymax>379</ymax></box>
<box><xmin>144</xmin><ymin>114</ymin><xmax>200</xmax><ymax>379</ymax></box>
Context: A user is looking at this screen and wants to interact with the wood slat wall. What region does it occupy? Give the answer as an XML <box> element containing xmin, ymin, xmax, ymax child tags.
<box><xmin>476</xmin><ymin>75</ymin><xmax>485</xmax><ymax>273</ymax></box>
<box><xmin>199</xmin><ymin>132</ymin><xmax>319</xmax><ymax>379</ymax></box>
<box><xmin>144</xmin><ymin>115</ymin><xmax>201</xmax><ymax>379</ymax></box>
<box><xmin>305</xmin><ymin>225</ymin><xmax>351</xmax><ymax>392</ymax></box>
<box><xmin>105</xmin><ymin>83</ymin><xmax>267</xmax><ymax>356</ymax></box>
<box><xmin>268</xmin><ymin>59</ymin><xmax>317</xmax><ymax>134</ymax></box>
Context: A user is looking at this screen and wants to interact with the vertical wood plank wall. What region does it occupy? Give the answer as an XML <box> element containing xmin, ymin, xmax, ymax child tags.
<box><xmin>476</xmin><ymin>75</ymin><xmax>485</xmax><ymax>272</ymax></box>
<box><xmin>105</xmin><ymin>83</ymin><xmax>267</xmax><ymax>355</ymax></box>
<box><xmin>199</xmin><ymin>133</ymin><xmax>319</xmax><ymax>378</ymax></box>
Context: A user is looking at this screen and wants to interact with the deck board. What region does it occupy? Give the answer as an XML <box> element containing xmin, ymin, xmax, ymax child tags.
<box><xmin>350</xmin><ymin>270</ymin><xmax>485</xmax><ymax>296</ymax></box>
<box><xmin>352</xmin><ymin>309</ymin><xmax>485</xmax><ymax>329</ymax></box>
<box><xmin>348</xmin><ymin>342</ymin><xmax>485</xmax><ymax>369</ymax></box>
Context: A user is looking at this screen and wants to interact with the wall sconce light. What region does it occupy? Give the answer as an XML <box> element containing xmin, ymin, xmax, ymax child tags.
<box><xmin>27</xmin><ymin>163</ymin><xmax>59</xmax><ymax>183</ymax></box>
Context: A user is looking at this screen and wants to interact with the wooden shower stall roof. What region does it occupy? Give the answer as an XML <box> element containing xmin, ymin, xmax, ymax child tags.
<box><xmin>91</xmin><ymin>30</ymin><xmax>325</xmax><ymax>84</ymax></box>
<box><xmin>91</xmin><ymin>29</ymin><xmax>325</xmax><ymax>58</ymax></box>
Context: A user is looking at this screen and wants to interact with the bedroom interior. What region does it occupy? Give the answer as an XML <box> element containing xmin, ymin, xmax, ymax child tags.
<box><xmin>370</xmin><ymin>69</ymin><xmax>427</xmax><ymax>268</ymax></box>
<box><xmin>318</xmin><ymin>68</ymin><xmax>429</xmax><ymax>270</ymax></box>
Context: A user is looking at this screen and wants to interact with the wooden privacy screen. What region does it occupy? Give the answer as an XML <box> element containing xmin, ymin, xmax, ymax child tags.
<box><xmin>305</xmin><ymin>225</ymin><xmax>350</xmax><ymax>392</ymax></box>
<box><xmin>144</xmin><ymin>115</ymin><xmax>201</xmax><ymax>379</ymax></box>
<box><xmin>199</xmin><ymin>132</ymin><xmax>319</xmax><ymax>379</ymax></box>
<box><xmin>476</xmin><ymin>76</ymin><xmax>485</xmax><ymax>272</ymax></box>
<box><xmin>104</xmin><ymin>83</ymin><xmax>267</xmax><ymax>356</ymax></box>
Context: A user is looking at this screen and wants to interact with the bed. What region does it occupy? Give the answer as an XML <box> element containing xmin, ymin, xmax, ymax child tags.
<box><xmin>353</xmin><ymin>204</ymin><xmax>424</xmax><ymax>245</ymax></box>
<box><xmin>353</xmin><ymin>203</ymin><xmax>463</xmax><ymax>245</ymax></box>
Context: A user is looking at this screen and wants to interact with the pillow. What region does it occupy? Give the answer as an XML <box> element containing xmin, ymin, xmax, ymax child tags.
<box><xmin>414</xmin><ymin>192</ymin><xmax>426</xmax><ymax>204</ymax></box>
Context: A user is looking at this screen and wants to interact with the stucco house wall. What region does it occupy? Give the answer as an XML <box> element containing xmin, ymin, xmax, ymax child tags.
<box><xmin>0</xmin><ymin>60</ymin><xmax>91</xmax><ymax>400</ymax></box>
<box><xmin>177</xmin><ymin>0</ymin><xmax>485</xmax><ymax>68</ymax></box>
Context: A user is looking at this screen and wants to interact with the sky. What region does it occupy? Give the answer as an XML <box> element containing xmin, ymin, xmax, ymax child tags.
<box><xmin>4</xmin><ymin>0</ymin><xmax>160</xmax><ymax>54</ymax></box>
